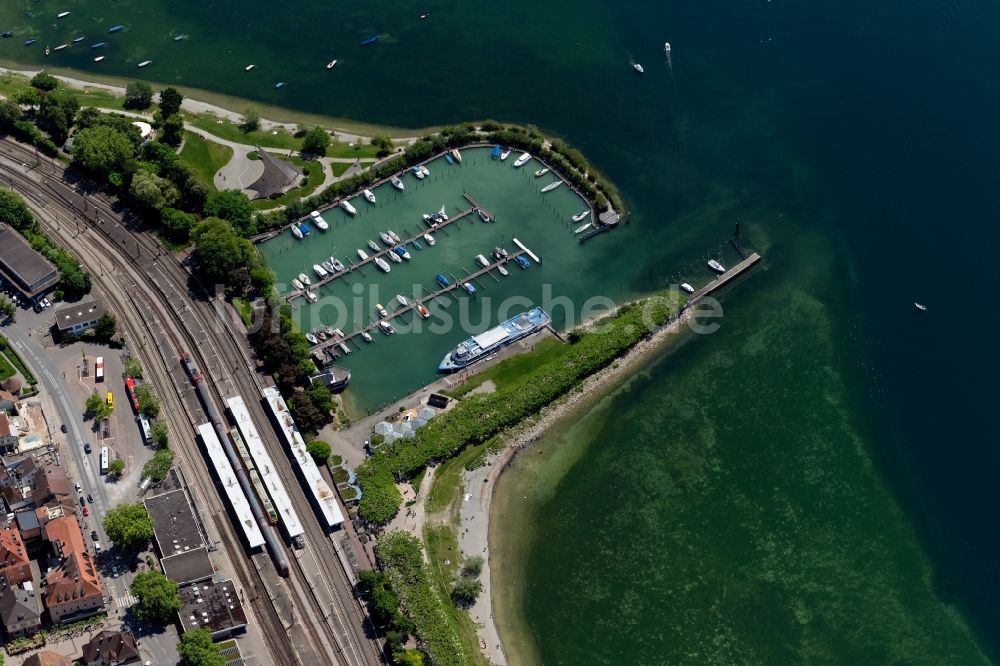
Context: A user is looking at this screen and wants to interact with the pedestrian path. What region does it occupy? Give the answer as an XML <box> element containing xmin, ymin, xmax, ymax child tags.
<box><xmin>116</xmin><ymin>592</ymin><xmax>137</xmax><ymax>608</ymax></box>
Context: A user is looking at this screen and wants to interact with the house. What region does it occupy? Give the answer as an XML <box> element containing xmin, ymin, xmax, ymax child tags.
<box><xmin>0</xmin><ymin>572</ymin><xmax>42</xmax><ymax>638</ymax></box>
<box><xmin>43</xmin><ymin>516</ymin><xmax>104</xmax><ymax>624</ymax></box>
<box><xmin>0</xmin><ymin>413</ymin><xmax>17</xmax><ymax>454</ymax></box>
<box><xmin>23</xmin><ymin>651</ymin><xmax>74</xmax><ymax>666</ymax></box>
<box><xmin>81</xmin><ymin>629</ymin><xmax>141</xmax><ymax>665</ymax></box>
<box><xmin>53</xmin><ymin>299</ymin><xmax>107</xmax><ymax>336</ymax></box>
<box><xmin>33</xmin><ymin>463</ymin><xmax>72</xmax><ymax>506</ymax></box>
<box><xmin>0</xmin><ymin>525</ymin><xmax>32</xmax><ymax>584</ymax></box>
<box><xmin>0</xmin><ymin>390</ymin><xmax>17</xmax><ymax>414</ymax></box>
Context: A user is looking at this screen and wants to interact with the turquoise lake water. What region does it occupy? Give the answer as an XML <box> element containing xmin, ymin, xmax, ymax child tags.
<box><xmin>4</xmin><ymin>0</ymin><xmax>999</xmax><ymax>661</ymax></box>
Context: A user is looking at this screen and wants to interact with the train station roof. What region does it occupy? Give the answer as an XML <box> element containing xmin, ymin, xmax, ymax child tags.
<box><xmin>0</xmin><ymin>224</ymin><xmax>59</xmax><ymax>297</ymax></box>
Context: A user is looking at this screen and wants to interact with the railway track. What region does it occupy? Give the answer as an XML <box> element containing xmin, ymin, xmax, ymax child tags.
<box><xmin>0</xmin><ymin>138</ymin><xmax>381</xmax><ymax>665</ymax></box>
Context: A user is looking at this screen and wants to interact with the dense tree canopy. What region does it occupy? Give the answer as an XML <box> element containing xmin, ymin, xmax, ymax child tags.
<box><xmin>38</xmin><ymin>89</ymin><xmax>79</xmax><ymax>145</ymax></box>
<box><xmin>103</xmin><ymin>502</ymin><xmax>154</xmax><ymax>550</ymax></box>
<box><xmin>72</xmin><ymin>125</ymin><xmax>137</xmax><ymax>176</ymax></box>
<box><xmin>159</xmin><ymin>113</ymin><xmax>184</xmax><ymax>147</ymax></box>
<box><xmin>190</xmin><ymin>217</ymin><xmax>256</xmax><ymax>292</ymax></box>
<box><xmin>0</xmin><ymin>188</ymin><xmax>35</xmax><ymax>231</ymax></box>
<box><xmin>130</xmin><ymin>170</ymin><xmax>178</xmax><ymax>210</ymax></box>
<box><xmin>94</xmin><ymin>312</ymin><xmax>117</xmax><ymax>340</ymax></box>
<box><xmin>107</xmin><ymin>458</ymin><xmax>125</xmax><ymax>477</ymax></box>
<box><xmin>301</xmin><ymin>126</ymin><xmax>330</xmax><ymax>156</ymax></box>
<box><xmin>159</xmin><ymin>87</ymin><xmax>184</xmax><ymax>117</ymax></box>
<box><xmin>124</xmin><ymin>81</ymin><xmax>153</xmax><ymax>109</ymax></box>
<box><xmin>178</xmin><ymin>628</ymin><xmax>224</xmax><ymax>666</ymax></box>
<box><xmin>0</xmin><ymin>99</ymin><xmax>22</xmax><ymax>128</ymax></box>
<box><xmin>240</xmin><ymin>107</ymin><xmax>260</xmax><ymax>131</ymax></box>
<box><xmin>203</xmin><ymin>190</ymin><xmax>256</xmax><ymax>237</ymax></box>
<box><xmin>142</xmin><ymin>447</ymin><xmax>174</xmax><ymax>480</ymax></box>
<box><xmin>306</xmin><ymin>439</ymin><xmax>331</xmax><ymax>465</ymax></box>
<box><xmin>135</xmin><ymin>383</ymin><xmax>160</xmax><ymax>417</ymax></box>
<box><xmin>131</xmin><ymin>570</ymin><xmax>181</xmax><ymax>622</ymax></box>
<box><xmin>29</xmin><ymin>71</ymin><xmax>60</xmax><ymax>91</ymax></box>
<box><xmin>161</xmin><ymin>207</ymin><xmax>196</xmax><ymax>243</ymax></box>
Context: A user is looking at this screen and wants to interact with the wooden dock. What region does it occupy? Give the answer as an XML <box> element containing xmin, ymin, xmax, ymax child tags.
<box><xmin>688</xmin><ymin>253</ymin><xmax>762</xmax><ymax>305</ymax></box>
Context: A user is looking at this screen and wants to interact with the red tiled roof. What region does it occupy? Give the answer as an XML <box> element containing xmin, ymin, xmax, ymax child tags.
<box><xmin>0</xmin><ymin>526</ymin><xmax>31</xmax><ymax>583</ymax></box>
<box><xmin>44</xmin><ymin>517</ymin><xmax>102</xmax><ymax>607</ymax></box>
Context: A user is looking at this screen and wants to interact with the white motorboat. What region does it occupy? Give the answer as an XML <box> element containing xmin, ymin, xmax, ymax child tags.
<box><xmin>361</xmin><ymin>330</ymin><xmax>373</xmax><ymax>343</ymax></box>
<box><xmin>391</xmin><ymin>175</ymin><xmax>405</xmax><ymax>190</ymax></box>
<box><xmin>291</xmin><ymin>224</ymin><xmax>304</xmax><ymax>239</ymax></box>
<box><xmin>333</xmin><ymin>328</ymin><xmax>344</xmax><ymax>338</ymax></box>
<box><xmin>244</xmin><ymin>64</ymin><xmax>256</xmax><ymax>71</ymax></box>
<box><xmin>316</xmin><ymin>328</ymin><xmax>327</xmax><ymax>341</ymax></box>
<box><xmin>374</xmin><ymin>257</ymin><xmax>391</xmax><ymax>272</ymax></box>
<box><xmin>541</xmin><ymin>181</ymin><xmax>563</xmax><ymax>193</ymax></box>
<box><xmin>375</xmin><ymin>303</ymin><xmax>388</xmax><ymax>318</ymax></box>
<box><xmin>633</xmin><ymin>63</ymin><xmax>644</xmax><ymax>74</ymax></box>
<box><xmin>450</xmin><ymin>148</ymin><xmax>462</xmax><ymax>163</ymax></box>
<box><xmin>338</xmin><ymin>342</ymin><xmax>351</xmax><ymax>354</ymax></box>
<box><xmin>572</xmin><ymin>210</ymin><xmax>590</xmax><ymax>222</ymax></box>
<box><xmin>387</xmin><ymin>250</ymin><xmax>402</xmax><ymax>263</ymax></box>
<box><xmin>358</xmin><ymin>249</ymin><xmax>369</xmax><ymax>261</ymax></box>
<box><xmin>292</xmin><ymin>278</ymin><xmax>304</xmax><ymax>290</ymax></box>
<box><xmin>388</xmin><ymin>229</ymin><xmax>401</xmax><ymax>243</ymax></box>
<box><xmin>304</xmin><ymin>291</ymin><xmax>318</xmax><ymax>303</ymax></box>
<box><xmin>298</xmin><ymin>273</ymin><xmax>311</xmax><ymax>285</ymax></box>
<box><xmin>423</xmin><ymin>233</ymin><xmax>436</xmax><ymax>246</ymax></box>
<box><xmin>680</xmin><ymin>283</ymin><xmax>695</xmax><ymax>294</ymax></box>
<box><xmin>340</xmin><ymin>199</ymin><xmax>357</xmax><ymax>215</ymax></box>
<box><xmin>396</xmin><ymin>294</ymin><xmax>409</xmax><ymax>307</ymax></box>
<box><xmin>412</xmin><ymin>166</ymin><xmax>426</xmax><ymax>180</ymax></box>
<box><xmin>330</xmin><ymin>257</ymin><xmax>345</xmax><ymax>272</ymax></box>
<box><xmin>513</xmin><ymin>152</ymin><xmax>532</xmax><ymax>167</ymax></box>
<box><xmin>57</xmin><ymin>11</ymin><xmax>71</xmax><ymax>18</ymax></box>
<box><xmin>321</xmin><ymin>260</ymin><xmax>335</xmax><ymax>273</ymax></box>
<box><xmin>93</xmin><ymin>56</ymin><xmax>106</xmax><ymax>62</ymax></box>
<box><xmin>368</xmin><ymin>239</ymin><xmax>380</xmax><ymax>252</ymax></box>
<box><xmin>574</xmin><ymin>223</ymin><xmax>592</xmax><ymax>234</ymax></box>
<box><xmin>53</xmin><ymin>44</ymin><xmax>68</xmax><ymax>51</ymax></box>
<box><xmin>492</xmin><ymin>246</ymin><xmax>509</xmax><ymax>260</ymax></box>
<box><xmin>416</xmin><ymin>303</ymin><xmax>430</xmax><ymax>319</ymax></box>
<box><xmin>707</xmin><ymin>259</ymin><xmax>726</xmax><ymax>273</ymax></box>
<box><xmin>497</xmin><ymin>265</ymin><xmax>509</xmax><ymax>276</ymax></box>
<box><xmin>664</xmin><ymin>42</ymin><xmax>671</xmax><ymax>55</ymax></box>
<box><xmin>475</xmin><ymin>254</ymin><xmax>490</xmax><ymax>268</ymax></box>
<box><xmin>534</xmin><ymin>167</ymin><xmax>549</xmax><ymax>177</ymax></box>
<box><xmin>500</xmin><ymin>148</ymin><xmax>512</xmax><ymax>161</ymax></box>
<box><xmin>914</xmin><ymin>302</ymin><xmax>927</xmax><ymax>311</ymax></box>
<box><xmin>379</xmin><ymin>231</ymin><xmax>394</xmax><ymax>246</ymax></box>
<box><xmin>363</xmin><ymin>189</ymin><xmax>376</xmax><ymax>204</ymax></box>
<box><xmin>137</xmin><ymin>60</ymin><xmax>153</xmax><ymax>68</ymax></box>
<box><xmin>437</xmin><ymin>205</ymin><xmax>449</xmax><ymax>220</ymax></box>
<box><xmin>478</xmin><ymin>209</ymin><xmax>491</xmax><ymax>223</ymax></box>
<box><xmin>326</xmin><ymin>59</ymin><xmax>338</xmax><ymax>69</ymax></box>
<box><xmin>419</xmin><ymin>165</ymin><xmax>430</xmax><ymax>177</ymax></box>
<box><xmin>305</xmin><ymin>332</ymin><xmax>318</xmax><ymax>345</ymax></box>
<box><xmin>313</xmin><ymin>217</ymin><xmax>328</xmax><ymax>231</ymax></box>
<box><xmin>379</xmin><ymin>320</ymin><xmax>395</xmax><ymax>335</ymax></box>
<box><xmin>313</xmin><ymin>264</ymin><xmax>328</xmax><ymax>278</ymax></box>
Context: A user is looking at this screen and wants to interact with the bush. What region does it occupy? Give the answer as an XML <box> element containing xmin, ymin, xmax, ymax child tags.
<box><xmin>103</xmin><ymin>503</ymin><xmax>154</xmax><ymax>550</ymax></box>
<box><xmin>142</xmin><ymin>447</ymin><xmax>175</xmax><ymax>481</ymax></box>
<box><xmin>451</xmin><ymin>576</ymin><xmax>482</xmax><ymax>607</ymax></box>
<box><xmin>306</xmin><ymin>439</ymin><xmax>331</xmax><ymax>465</ymax></box>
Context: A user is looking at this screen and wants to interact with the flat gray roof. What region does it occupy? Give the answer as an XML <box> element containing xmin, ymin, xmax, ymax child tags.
<box><xmin>143</xmin><ymin>488</ymin><xmax>204</xmax><ymax>557</ymax></box>
<box><xmin>54</xmin><ymin>298</ymin><xmax>106</xmax><ymax>331</ymax></box>
<box><xmin>161</xmin><ymin>546</ymin><xmax>215</xmax><ymax>585</ymax></box>
<box><xmin>179</xmin><ymin>579</ymin><xmax>248</xmax><ymax>637</ymax></box>
<box><xmin>0</xmin><ymin>225</ymin><xmax>59</xmax><ymax>296</ymax></box>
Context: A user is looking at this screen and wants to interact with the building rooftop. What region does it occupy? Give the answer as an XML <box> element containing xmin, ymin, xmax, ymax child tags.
<box><xmin>81</xmin><ymin>629</ymin><xmax>140</xmax><ymax>665</ymax></box>
<box><xmin>143</xmin><ymin>488</ymin><xmax>204</xmax><ymax>557</ymax></box>
<box><xmin>0</xmin><ymin>224</ymin><xmax>60</xmax><ymax>297</ymax></box>
<box><xmin>161</xmin><ymin>546</ymin><xmax>215</xmax><ymax>586</ymax></box>
<box><xmin>43</xmin><ymin>516</ymin><xmax>102</xmax><ymax>608</ymax></box>
<box><xmin>247</xmin><ymin>148</ymin><xmax>301</xmax><ymax>199</ymax></box>
<box><xmin>53</xmin><ymin>298</ymin><xmax>106</xmax><ymax>332</ymax></box>
<box><xmin>178</xmin><ymin>578</ymin><xmax>247</xmax><ymax>638</ymax></box>
<box><xmin>23</xmin><ymin>651</ymin><xmax>74</xmax><ymax>666</ymax></box>
<box><xmin>196</xmin><ymin>423</ymin><xmax>265</xmax><ymax>549</ymax></box>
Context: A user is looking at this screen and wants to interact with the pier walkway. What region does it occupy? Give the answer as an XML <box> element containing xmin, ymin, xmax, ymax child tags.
<box><xmin>688</xmin><ymin>252</ymin><xmax>762</xmax><ymax>305</ymax></box>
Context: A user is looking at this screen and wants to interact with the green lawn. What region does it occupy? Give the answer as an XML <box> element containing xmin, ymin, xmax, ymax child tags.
<box><xmin>0</xmin><ymin>352</ymin><xmax>16</xmax><ymax>382</ymax></box>
<box><xmin>178</xmin><ymin>131</ymin><xmax>234</xmax><ymax>189</ymax></box>
<box><xmin>328</xmin><ymin>140</ymin><xmax>381</xmax><ymax>159</ymax></box>
<box><xmin>330</xmin><ymin>162</ymin><xmax>355</xmax><ymax>177</ymax></box>
<box><xmin>67</xmin><ymin>87</ymin><xmax>126</xmax><ymax>110</ymax></box>
<box><xmin>250</xmin><ymin>155</ymin><xmax>324</xmax><ymax>210</ymax></box>
<box><xmin>187</xmin><ymin>113</ymin><xmax>301</xmax><ymax>150</ymax></box>
<box><xmin>443</xmin><ymin>337</ymin><xmax>571</xmax><ymax>398</ymax></box>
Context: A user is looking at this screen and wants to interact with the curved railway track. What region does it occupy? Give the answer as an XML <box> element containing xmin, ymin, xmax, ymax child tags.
<box><xmin>0</xmin><ymin>138</ymin><xmax>382</xmax><ymax>665</ymax></box>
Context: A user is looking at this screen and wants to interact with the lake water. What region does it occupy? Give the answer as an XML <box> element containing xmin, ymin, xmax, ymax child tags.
<box><xmin>4</xmin><ymin>0</ymin><xmax>999</xmax><ymax>661</ymax></box>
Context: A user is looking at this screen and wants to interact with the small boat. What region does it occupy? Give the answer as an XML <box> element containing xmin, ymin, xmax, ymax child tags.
<box><xmin>291</xmin><ymin>224</ymin><xmax>304</xmax><ymax>239</ymax></box>
<box><xmin>24</xmin><ymin>39</ymin><xmax>38</xmax><ymax>46</ymax></box>
<box><xmin>322</xmin><ymin>260</ymin><xmax>336</xmax><ymax>273</ymax></box>
<box><xmin>391</xmin><ymin>175</ymin><xmax>404</xmax><ymax>190</ymax></box>
<box><xmin>326</xmin><ymin>59</ymin><xmax>338</xmax><ymax>69</ymax></box>
<box><xmin>1</xmin><ymin>32</ymin><xmax>12</xmax><ymax>39</ymax></box>
<box><xmin>379</xmin><ymin>320</ymin><xmax>395</xmax><ymax>335</ymax></box>
<box><xmin>450</xmin><ymin>148</ymin><xmax>462</xmax><ymax>163</ymax></box>
<box><xmin>379</xmin><ymin>231</ymin><xmax>394</xmax><ymax>246</ymax></box>
<box><xmin>420</xmin><ymin>12</ymin><xmax>430</xmax><ymax>20</ymax></box>
<box><xmin>305</xmin><ymin>291</ymin><xmax>318</xmax><ymax>303</ymax></box>
<box><xmin>444</xmin><ymin>153</ymin><xmax>455</xmax><ymax>166</ymax></box>
<box><xmin>331</xmin><ymin>258</ymin><xmax>345</xmax><ymax>272</ymax></box>
<box><xmin>541</xmin><ymin>181</ymin><xmax>562</xmax><ymax>193</ymax></box>
<box><xmin>437</xmin><ymin>204</ymin><xmax>448</xmax><ymax>220</ymax></box>
<box><xmin>72</xmin><ymin>36</ymin><xmax>86</xmax><ymax>43</ymax></box>
<box><xmin>664</xmin><ymin>42</ymin><xmax>671</xmax><ymax>55</ymax></box>
<box><xmin>93</xmin><ymin>56</ymin><xmax>105</xmax><ymax>62</ymax></box>
<box><xmin>411</xmin><ymin>166</ymin><xmax>426</xmax><ymax>179</ymax></box>
<box><xmin>313</xmin><ymin>264</ymin><xmax>328</xmax><ymax>278</ymax></box>
<box><xmin>305</xmin><ymin>332</ymin><xmax>319</xmax><ymax>345</ymax></box>
<box><xmin>396</xmin><ymin>294</ymin><xmax>409</xmax><ymax>307</ymax></box>
<box><xmin>292</xmin><ymin>278</ymin><xmax>304</xmax><ymax>290</ymax></box>
<box><xmin>434</xmin><ymin>276</ymin><xmax>451</xmax><ymax>290</ymax></box>
<box><xmin>412</xmin><ymin>240</ymin><xmax>423</xmax><ymax>250</ymax></box>
<box><xmin>53</xmin><ymin>44</ymin><xmax>68</xmax><ymax>51</ymax></box>
<box><xmin>500</xmin><ymin>148</ymin><xmax>512</xmax><ymax>161</ymax></box>
<box><xmin>633</xmin><ymin>63</ymin><xmax>645</xmax><ymax>74</ymax></box>
<box><xmin>419</xmin><ymin>165</ymin><xmax>430</xmax><ymax>177</ymax></box>
<box><xmin>274</xmin><ymin>81</ymin><xmax>286</xmax><ymax>88</ymax></box>
<box><xmin>416</xmin><ymin>303</ymin><xmax>430</xmax><ymax>319</ymax></box>
<box><xmin>361</xmin><ymin>35</ymin><xmax>380</xmax><ymax>46</ymax></box>
<box><xmin>462</xmin><ymin>282</ymin><xmax>477</xmax><ymax>296</ymax></box>
<box><xmin>358</xmin><ymin>249</ymin><xmax>369</xmax><ymax>261</ymax></box>
<box><xmin>57</xmin><ymin>11</ymin><xmax>72</xmax><ymax>19</ymax></box>
<box><xmin>475</xmin><ymin>254</ymin><xmax>490</xmax><ymax>268</ymax></box>
<box><xmin>914</xmin><ymin>302</ymin><xmax>927</xmax><ymax>311</ymax></box>
<box><xmin>297</xmin><ymin>222</ymin><xmax>311</xmax><ymax>236</ymax></box>
<box><xmin>361</xmin><ymin>330</ymin><xmax>373</xmax><ymax>343</ymax></box>
<box><xmin>375</xmin><ymin>304</ymin><xmax>388</xmax><ymax>318</ymax></box>
<box><xmin>45</xmin><ymin>46</ymin><xmax>50</xmax><ymax>56</ymax></box>
<box><xmin>108</xmin><ymin>24</ymin><xmax>125</xmax><ymax>33</ymax></box>
<box><xmin>137</xmin><ymin>60</ymin><xmax>153</xmax><ymax>68</ymax></box>
<box><xmin>316</xmin><ymin>329</ymin><xmax>327</xmax><ymax>341</ymax></box>
<box><xmin>340</xmin><ymin>199</ymin><xmax>357</xmax><ymax>215</ymax></box>
<box><xmin>497</xmin><ymin>265</ymin><xmax>509</xmax><ymax>276</ymax></box>
<box><xmin>374</xmin><ymin>257</ymin><xmax>391</xmax><ymax>272</ymax></box>
<box><xmin>363</xmin><ymin>189</ymin><xmax>376</xmax><ymax>204</ymax></box>
<box><xmin>333</xmin><ymin>328</ymin><xmax>344</xmax><ymax>338</ymax></box>
<box><xmin>492</xmin><ymin>247</ymin><xmax>509</xmax><ymax>260</ymax></box>
<box><xmin>515</xmin><ymin>255</ymin><xmax>530</xmax><ymax>269</ymax></box>
<box><xmin>424</xmin><ymin>233</ymin><xmax>436</xmax><ymax>246</ymax></box>
<box><xmin>174</xmin><ymin>35</ymin><xmax>187</xmax><ymax>42</ymax></box>
<box><xmin>680</xmin><ymin>283</ymin><xmax>695</xmax><ymax>294</ymax></box>
<box><xmin>423</xmin><ymin>214</ymin><xmax>438</xmax><ymax>228</ymax></box>
<box><xmin>298</xmin><ymin>273</ymin><xmax>311</xmax><ymax>285</ymax></box>
<box><xmin>491</xmin><ymin>145</ymin><xmax>501</xmax><ymax>159</ymax></box>
<box><xmin>91</xmin><ymin>42</ymin><xmax>107</xmax><ymax>49</ymax></box>
<box><xmin>572</xmin><ymin>210</ymin><xmax>590</xmax><ymax>222</ymax></box>
<box><xmin>368</xmin><ymin>240</ymin><xmax>379</xmax><ymax>251</ymax></box>
<box><xmin>574</xmin><ymin>223</ymin><xmax>592</xmax><ymax>234</ymax></box>
<box><xmin>244</xmin><ymin>64</ymin><xmax>255</xmax><ymax>71</ymax></box>
<box><xmin>478</xmin><ymin>209</ymin><xmax>492</xmax><ymax>223</ymax></box>
<box><xmin>707</xmin><ymin>259</ymin><xmax>726</xmax><ymax>273</ymax></box>
<box><xmin>388</xmin><ymin>229</ymin><xmax>401</xmax><ymax>243</ymax></box>
<box><xmin>534</xmin><ymin>167</ymin><xmax>549</xmax><ymax>177</ymax></box>
<box><xmin>313</xmin><ymin>216</ymin><xmax>329</xmax><ymax>231</ymax></box>
<box><xmin>394</xmin><ymin>246</ymin><xmax>411</xmax><ymax>260</ymax></box>
<box><xmin>387</xmin><ymin>251</ymin><xmax>401</xmax><ymax>264</ymax></box>
<box><xmin>513</xmin><ymin>152</ymin><xmax>532</xmax><ymax>167</ymax></box>
<box><xmin>338</xmin><ymin>342</ymin><xmax>351</xmax><ymax>354</ymax></box>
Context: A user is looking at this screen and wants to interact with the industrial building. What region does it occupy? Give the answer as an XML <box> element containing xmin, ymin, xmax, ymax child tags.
<box><xmin>0</xmin><ymin>224</ymin><xmax>59</xmax><ymax>298</ymax></box>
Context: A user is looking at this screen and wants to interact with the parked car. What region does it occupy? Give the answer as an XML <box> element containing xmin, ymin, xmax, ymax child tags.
<box><xmin>82</xmin><ymin>505</ymin><xmax>89</xmax><ymax>517</ymax></box>
<box><xmin>84</xmin><ymin>443</ymin><xmax>91</xmax><ymax>454</ymax></box>
<box><xmin>60</xmin><ymin>424</ymin><xmax>68</xmax><ymax>433</ymax></box>
<box><xmin>87</xmin><ymin>494</ymin><xmax>94</xmax><ymax>504</ymax></box>
<box><xmin>91</xmin><ymin>530</ymin><xmax>99</xmax><ymax>541</ymax></box>
<box><xmin>79</xmin><ymin>496</ymin><xmax>85</xmax><ymax>507</ymax></box>
<box><xmin>74</xmin><ymin>482</ymin><xmax>82</xmax><ymax>493</ymax></box>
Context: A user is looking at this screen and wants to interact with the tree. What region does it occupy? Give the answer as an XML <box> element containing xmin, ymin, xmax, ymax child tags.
<box><xmin>306</xmin><ymin>440</ymin><xmax>331</xmax><ymax>465</ymax></box>
<box><xmin>13</xmin><ymin>87</ymin><xmax>40</xmax><ymax>110</ymax></box>
<box><xmin>131</xmin><ymin>570</ymin><xmax>181</xmax><ymax>622</ymax></box>
<box><xmin>451</xmin><ymin>576</ymin><xmax>482</xmax><ymax>607</ymax></box>
<box><xmin>203</xmin><ymin>190</ymin><xmax>255</xmax><ymax>237</ymax></box>
<box><xmin>178</xmin><ymin>628</ymin><xmax>224</xmax><ymax>666</ymax></box>
<box><xmin>159</xmin><ymin>87</ymin><xmax>183</xmax><ymax>118</ymax></box>
<box><xmin>307</xmin><ymin>382</ymin><xmax>333</xmax><ymax>416</ymax></box>
<box><xmin>72</xmin><ymin>125</ymin><xmax>137</xmax><ymax>177</ymax></box>
<box><xmin>124</xmin><ymin>81</ymin><xmax>153</xmax><ymax>110</ymax></box>
<box><xmin>159</xmin><ymin>113</ymin><xmax>184</xmax><ymax>147</ymax></box>
<box><xmin>301</xmin><ymin>126</ymin><xmax>330</xmax><ymax>156</ymax></box>
<box><xmin>461</xmin><ymin>555</ymin><xmax>484</xmax><ymax>577</ymax></box>
<box><xmin>0</xmin><ymin>188</ymin><xmax>35</xmax><ymax>231</ymax></box>
<box><xmin>75</xmin><ymin>106</ymin><xmax>104</xmax><ymax>130</ymax></box>
<box><xmin>107</xmin><ymin>458</ymin><xmax>125</xmax><ymax>477</ymax></box>
<box><xmin>191</xmin><ymin>218</ymin><xmax>256</xmax><ymax>291</ymax></box>
<box><xmin>0</xmin><ymin>99</ymin><xmax>23</xmax><ymax>129</ymax></box>
<box><xmin>38</xmin><ymin>89</ymin><xmax>79</xmax><ymax>145</ymax></box>
<box><xmin>30</xmin><ymin>71</ymin><xmax>60</xmax><ymax>91</ymax></box>
<box><xmin>135</xmin><ymin>384</ymin><xmax>160</xmax><ymax>418</ymax></box>
<box><xmin>142</xmin><ymin>447</ymin><xmax>174</xmax><ymax>481</ymax></box>
<box><xmin>394</xmin><ymin>650</ymin><xmax>426</xmax><ymax>666</ymax></box>
<box><xmin>0</xmin><ymin>295</ymin><xmax>15</xmax><ymax>323</ymax></box>
<box><xmin>84</xmin><ymin>391</ymin><xmax>111</xmax><ymax>421</ymax></box>
<box><xmin>130</xmin><ymin>170</ymin><xmax>178</xmax><ymax>211</ymax></box>
<box><xmin>240</xmin><ymin>107</ymin><xmax>260</xmax><ymax>132</ymax></box>
<box><xmin>160</xmin><ymin>207</ymin><xmax>195</xmax><ymax>244</ymax></box>
<box><xmin>103</xmin><ymin>502</ymin><xmax>154</xmax><ymax>550</ymax></box>
<box><xmin>124</xmin><ymin>358</ymin><xmax>143</xmax><ymax>379</ymax></box>
<box><xmin>94</xmin><ymin>312</ymin><xmax>117</xmax><ymax>340</ymax></box>
<box><xmin>371</xmin><ymin>135</ymin><xmax>394</xmax><ymax>157</ymax></box>
<box><xmin>150</xmin><ymin>421</ymin><xmax>169</xmax><ymax>449</ymax></box>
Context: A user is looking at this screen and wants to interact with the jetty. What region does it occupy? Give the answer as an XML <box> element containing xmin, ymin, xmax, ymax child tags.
<box><xmin>687</xmin><ymin>253</ymin><xmax>762</xmax><ymax>305</ymax></box>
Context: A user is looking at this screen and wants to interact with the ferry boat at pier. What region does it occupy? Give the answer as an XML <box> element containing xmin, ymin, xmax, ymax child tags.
<box><xmin>438</xmin><ymin>308</ymin><xmax>551</xmax><ymax>371</ymax></box>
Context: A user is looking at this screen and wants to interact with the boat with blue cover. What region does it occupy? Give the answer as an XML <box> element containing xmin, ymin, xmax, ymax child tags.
<box><xmin>444</xmin><ymin>153</ymin><xmax>454</xmax><ymax>165</ymax></box>
<box><xmin>491</xmin><ymin>145</ymin><xmax>501</xmax><ymax>159</ymax></box>
<box><xmin>297</xmin><ymin>222</ymin><xmax>311</xmax><ymax>236</ymax></box>
<box><xmin>108</xmin><ymin>25</ymin><xmax>125</xmax><ymax>33</ymax></box>
<box><xmin>515</xmin><ymin>255</ymin><xmax>530</xmax><ymax>269</ymax></box>
<box><xmin>438</xmin><ymin>307</ymin><xmax>551</xmax><ymax>371</ymax></box>
<box><xmin>462</xmin><ymin>282</ymin><xmax>476</xmax><ymax>296</ymax></box>
<box><xmin>361</xmin><ymin>35</ymin><xmax>379</xmax><ymax>46</ymax></box>
<box><xmin>435</xmin><ymin>274</ymin><xmax>450</xmax><ymax>288</ymax></box>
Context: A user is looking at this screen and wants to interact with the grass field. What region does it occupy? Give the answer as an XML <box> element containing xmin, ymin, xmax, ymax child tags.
<box><xmin>0</xmin><ymin>352</ymin><xmax>16</xmax><ymax>382</ymax></box>
<box><xmin>178</xmin><ymin>131</ymin><xmax>234</xmax><ymax>189</ymax></box>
